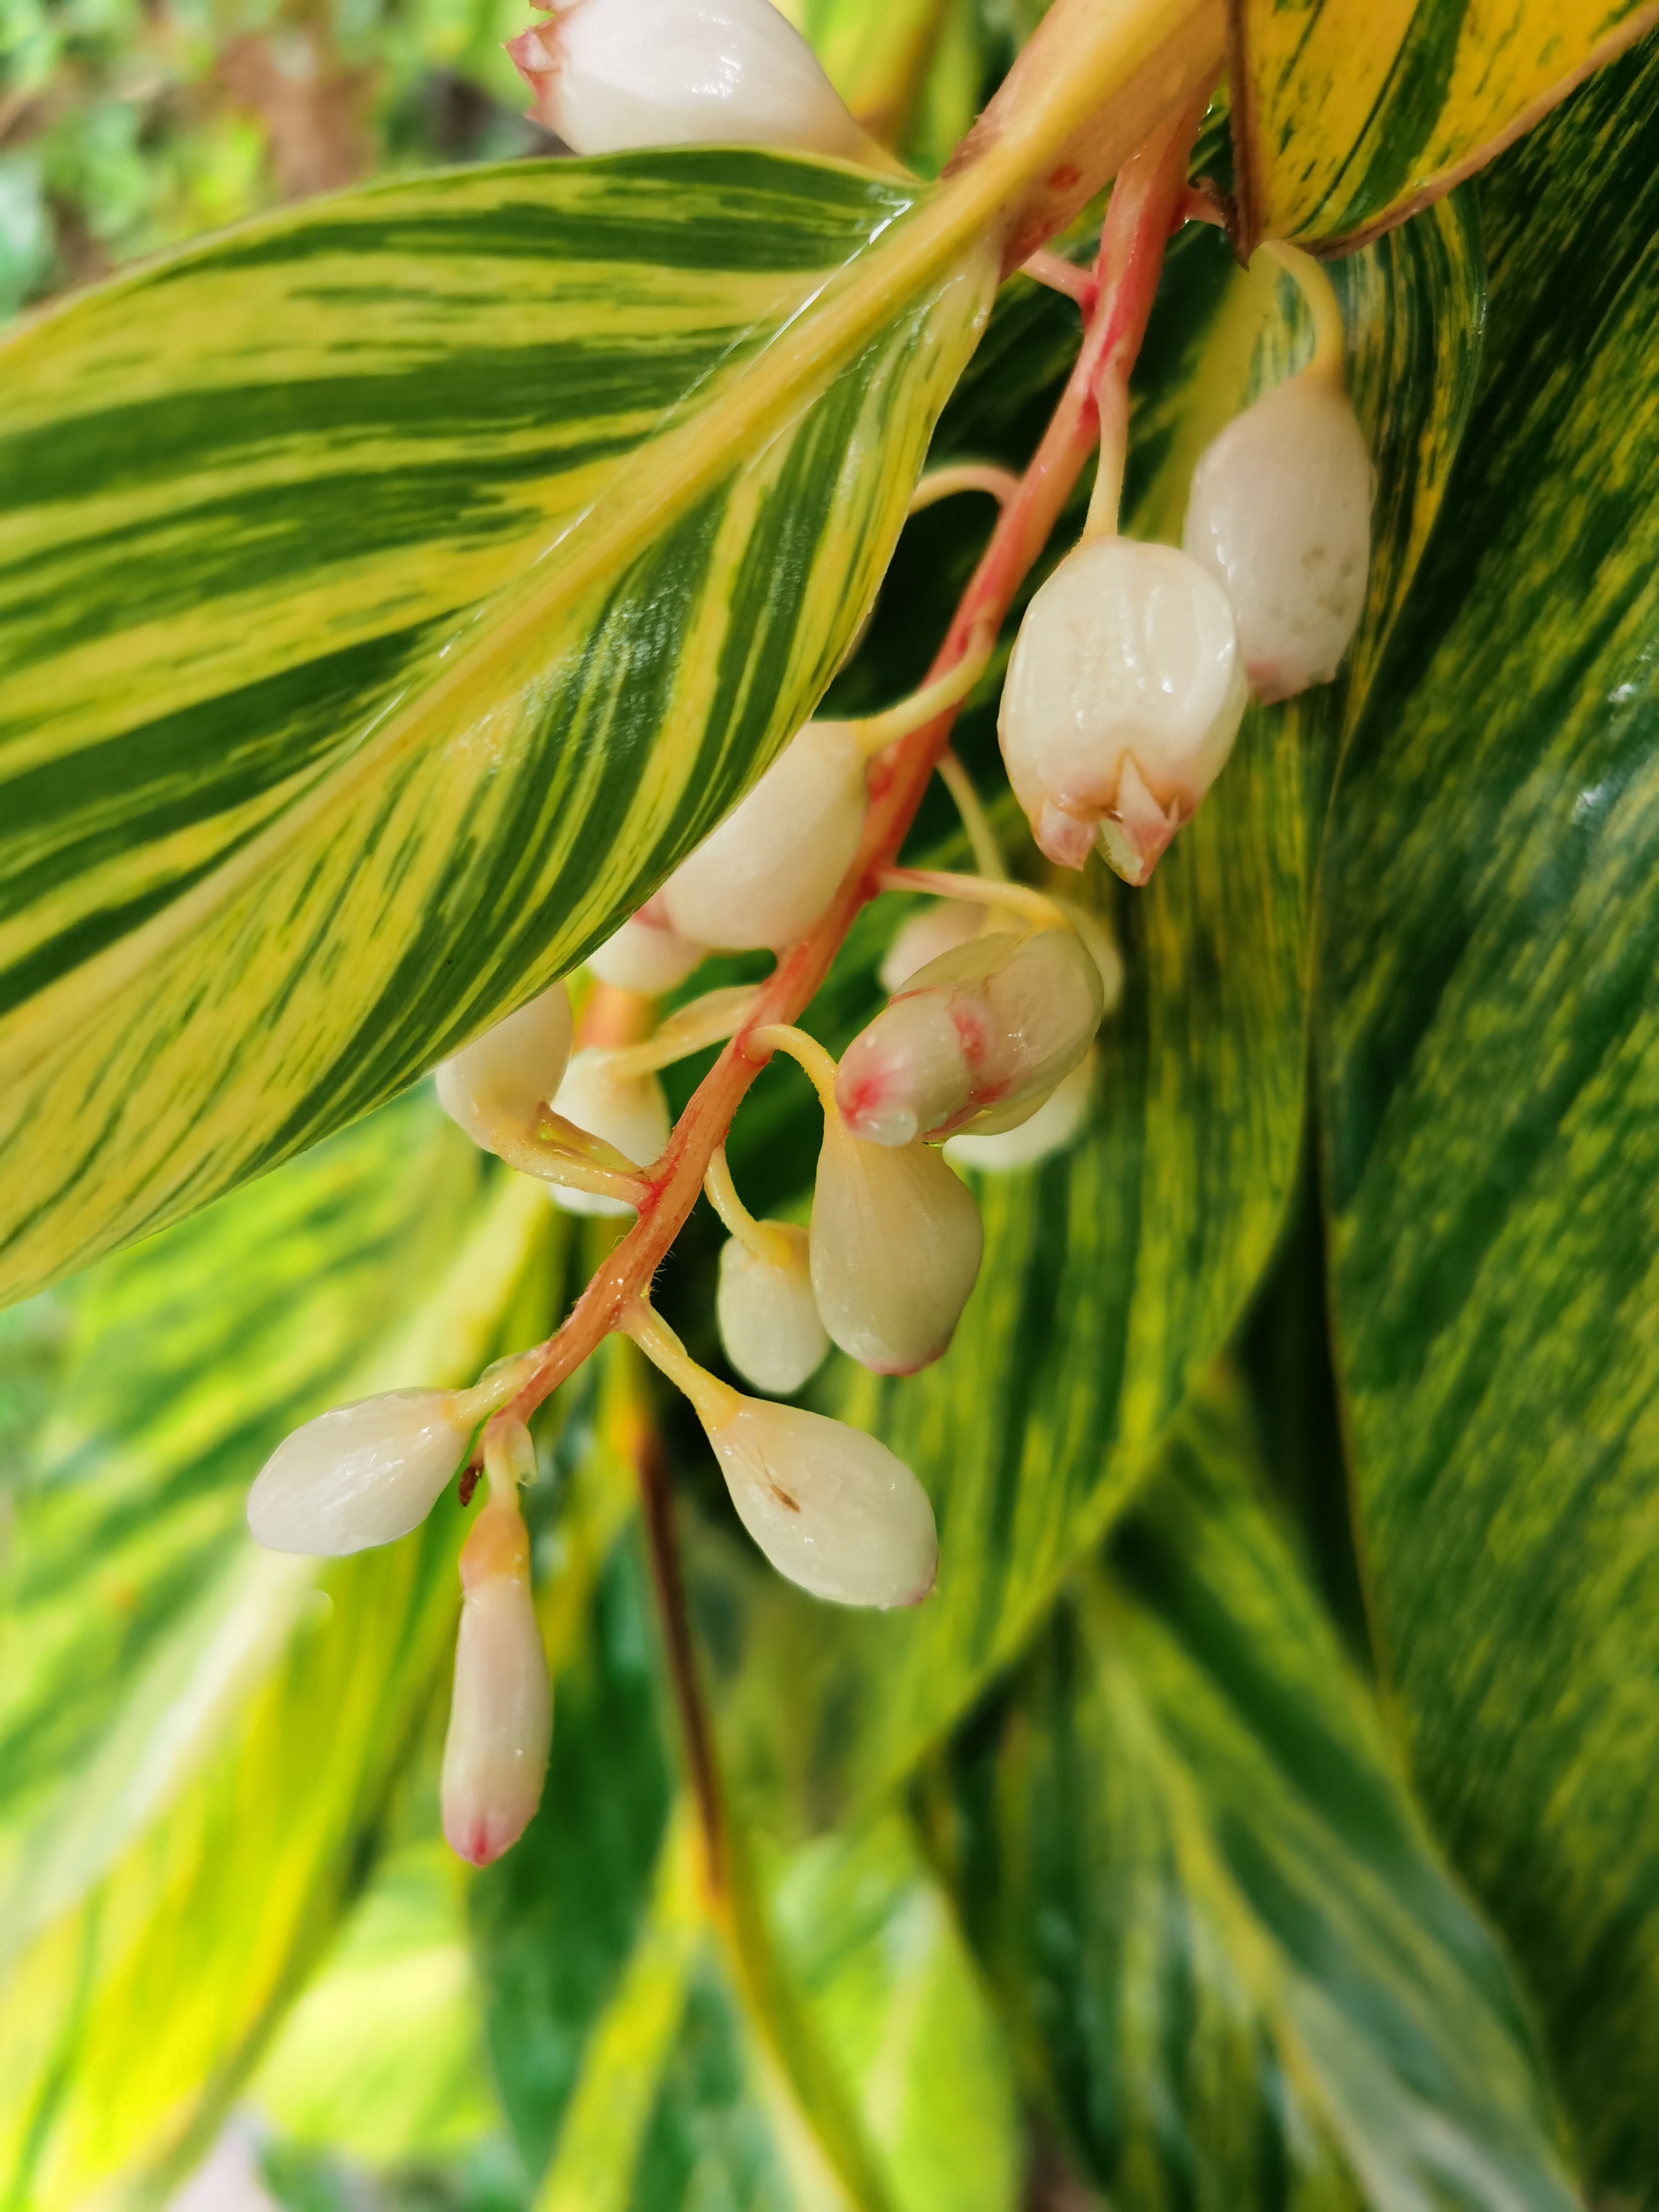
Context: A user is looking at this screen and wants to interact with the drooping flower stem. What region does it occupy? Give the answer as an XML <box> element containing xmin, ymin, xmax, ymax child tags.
<box><xmin>503</xmin><ymin>99</ymin><xmax>1210</xmax><ymax>1434</ymax></box>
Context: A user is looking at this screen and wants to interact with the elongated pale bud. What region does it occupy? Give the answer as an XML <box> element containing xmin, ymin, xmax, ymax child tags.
<box><xmin>947</xmin><ymin>1047</ymin><xmax>1096</xmax><ymax>1173</ymax></box>
<box><xmin>837</xmin><ymin>928</ymin><xmax>1104</xmax><ymax>1147</ymax></box>
<box><xmin>877</xmin><ymin>899</ymin><xmax>982</xmax><ymax>994</ymax></box>
<box><xmin>442</xmin><ymin>1495</ymin><xmax>551</xmax><ymax>1866</ymax></box>
<box><xmin>702</xmin><ymin>1397</ymin><xmax>936</xmax><ymax>1607</ymax></box>
<box><xmin>548</xmin><ymin>1047</ymin><xmax>669</xmax><ymax>1216</ymax></box>
<box><xmin>587</xmin><ymin>901</ymin><xmax>706</xmax><ymax>994</ymax></box>
<box><xmin>248</xmin><ymin>1389</ymin><xmax>477</xmax><ymax>1555</ymax></box>
<box><xmin>717</xmin><ymin>1224</ymin><xmax>827</xmax><ymax>1394</ymax></box>
<box><xmin>659</xmin><ymin>723</ymin><xmax>866</xmax><ymax>952</ymax></box>
<box><xmin>1183</xmin><ymin>375</ymin><xmax>1372</xmax><ymax>703</ymax></box>
<box><xmin>998</xmin><ymin>538</ymin><xmax>1245</xmax><ymax>886</ymax></box>
<box><xmin>435</xmin><ymin>982</ymin><xmax>574</xmax><ymax>1155</ymax></box>
<box><xmin>810</xmin><ymin>1120</ymin><xmax>982</xmax><ymax>1373</ymax></box>
<box><xmin>506</xmin><ymin>0</ymin><xmax>868</xmax><ymax>160</ymax></box>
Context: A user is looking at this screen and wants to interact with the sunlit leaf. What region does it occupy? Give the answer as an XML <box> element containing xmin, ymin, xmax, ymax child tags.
<box><xmin>0</xmin><ymin>1092</ymin><xmax>561</xmax><ymax>2210</ymax></box>
<box><xmin>925</xmin><ymin>1373</ymin><xmax>1578</xmax><ymax>2210</ymax></box>
<box><xmin>1229</xmin><ymin>0</ymin><xmax>1658</xmax><ymax>250</ymax></box>
<box><xmin>1318</xmin><ymin>36</ymin><xmax>1659</xmax><ymax>2193</ymax></box>
<box><xmin>0</xmin><ymin>150</ymin><xmax>998</xmax><ymax>1308</ymax></box>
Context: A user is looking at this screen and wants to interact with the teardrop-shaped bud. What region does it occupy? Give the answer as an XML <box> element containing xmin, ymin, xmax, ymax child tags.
<box><xmin>716</xmin><ymin>1224</ymin><xmax>827</xmax><ymax>1395</ymax></box>
<box><xmin>809</xmin><ymin>1119</ymin><xmax>982</xmax><ymax>1373</ymax></box>
<box><xmin>442</xmin><ymin>1498</ymin><xmax>552</xmax><ymax>1866</ymax></box>
<box><xmin>436</xmin><ymin>982</ymin><xmax>574</xmax><ymax>1155</ymax></box>
<box><xmin>877</xmin><ymin>900</ymin><xmax>982</xmax><ymax>994</ymax></box>
<box><xmin>998</xmin><ymin>538</ymin><xmax>1245</xmax><ymax>885</ymax></box>
<box><xmin>837</xmin><ymin>928</ymin><xmax>1103</xmax><ymax>1146</ymax></box>
<box><xmin>548</xmin><ymin>1047</ymin><xmax>670</xmax><ymax>1217</ymax></box>
<box><xmin>1183</xmin><ymin>375</ymin><xmax>1372</xmax><ymax>702</ymax></box>
<box><xmin>506</xmin><ymin>0</ymin><xmax>870</xmax><ymax>161</ymax></box>
<box><xmin>699</xmin><ymin>1397</ymin><xmax>936</xmax><ymax>1607</ymax></box>
<box><xmin>587</xmin><ymin>902</ymin><xmax>706</xmax><ymax>995</ymax></box>
<box><xmin>659</xmin><ymin>722</ymin><xmax>866</xmax><ymax>952</ymax></box>
<box><xmin>946</xmin><ymin>1046</ymin><xmax>1096</xmax><ymax>1174</ymax></box>
<box><xmin>248</xmin><ymin>1389</ymin><xmax>474</xmax><ymax>1555</ymax></box>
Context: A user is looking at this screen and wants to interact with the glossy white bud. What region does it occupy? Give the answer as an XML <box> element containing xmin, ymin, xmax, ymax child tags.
<box><xmin>659</xmin><ymin>723</ymin><xmax>866</xmax><ymax>952</ymax></box>
<box><xmin>946</xmin><ymin>1046</ymin><xmax>1096</xmax><ymax>1173</ymax></box>
<box><xmin>586</xmin><ymin>903</ymin><xmax>706</xmax><ymax>994</ymax></box>
<box><xmin>548</xmin><ymin>1047</ymin><xmax>670</xmax><ymax>1216</ymax></box>
<box><xmin>999</xmin><ymin>538</ymin><xmax>1246</xmax><ymax>885</ymax></box>
<box><xmin>837</xmin><ymin>928</ymin><xmax>1103</xmax><ymax>1146</ymax></box>
<box><xmin>247</xmin><ymin>1389</ymin><xmax>474</xmax><ymax>1555</ymax></box>
<box><xmin>701</xmin><ymin>1398</ymin><xmax>936</xmax><ymax>1607</ymax></box>
<box><xmin>877</xmin><ymin>900</ymin><xmax>982</xmax><ymax>994</ymax></box>
<box><xmin>809</xmin><ymin>1120</ymin><xmax>982</xmax><ymax>1373</ymax></box>
<box><xmin>435</xmin><ymin>982</ymin><xmax>574</xmax><ymax>1155</ymax></box>
<box><xmin>1183</xmin><ymin>374</ymin><xmax>1372</xmax><ymax>702</ymax></box>
<box><xmin>506</xmin><ymin>0</ymin><xmax>868</xmax><ymax>160</ymax></box>
<box><xmin>442</xmin><ymin>1500</ymin><xmax>552</xmax><ymax>1866</ymax></box>
<box><xmin>717</xmin><ymin>1225</ymin><xmax>828</xmax><ymax>1395</ymax></box>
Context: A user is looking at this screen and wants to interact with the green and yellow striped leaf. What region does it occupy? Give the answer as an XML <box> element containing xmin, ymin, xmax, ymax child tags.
<box><xmin>0</xmin><ymin>1091</ymin><xmax>562</xmax><ymax>2210</ymax></box>
<box><xmin>777</xmin><ymin>0</ymin><xmax>987</xmax><ymax>170</ymax></box>
<box><xmin>1318</xmin><ymin>37</ymin><xmax>1659</xmax><ymax>2194</ymax></box>
<box><xmin>751</xmin><ymin>195</ymin><xmax>1483</xmax><ymax>1804</ymax></box>
<box><xmin>926</xmin><ymin>1373</ymin><xmax>1578</xmax><ymax>2210</ymax></box>
<box><xmin>1230</xmin><ymin>0</ymin><xmax>1658</xmax><ymax>250</ymax></box>
<box><xmin>0</xmin><ymin>149</ymin><xmax>998</xmax><ymax>1311</ymax></box>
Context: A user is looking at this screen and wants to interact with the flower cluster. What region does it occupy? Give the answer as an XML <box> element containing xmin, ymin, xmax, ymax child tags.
<box><xmin>243</xmin><ymin>1</ymin><xmax>1375</xmax><ymax>1866</ymax></box>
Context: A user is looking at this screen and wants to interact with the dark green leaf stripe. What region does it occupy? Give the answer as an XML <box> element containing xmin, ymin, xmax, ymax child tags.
<box><xmin>928</xmin><ymin>1375</ymin><xmax>1577</xmax><ymax>2210</ymax></box>
<box><xmin>785</xmin><ymin>203</ymin><xmax>1481</xmax><ymax>1801</ymax></box>
<box><xmin>1319</xmin><ymin>38</ymin><xmax>1659</xmax><ymax>2193</ymax></box>
<box><xmin>0</xmin><ymin>149</ymin><xmax>997</xmax><ymax>1307</ymax></box>
<box><xmin>1234</xmin><ymin>0</ymin><xmax>1657</xmax><ymax>248</ymax></box>
<box><xmin>0</xmin><ymin>1093</ymin><xmax>563</xmax><ymax>2209</ymax></box>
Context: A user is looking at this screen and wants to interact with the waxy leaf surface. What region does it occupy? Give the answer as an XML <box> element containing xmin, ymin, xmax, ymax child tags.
<box><xmin>1319</xmin><ymin>38</ymin><xmax>1659</xmax><ymax>2193</ymax></box>
<box><xmin>0</xmin><ymin>149</ymin><xmax>995</xmax><ymax>1308</ymax></box>
<box><xmin>930</xmin><ymin>1376</ymin><xmax>1577</xmax><ymax>2211</ymax></box>
<box><xmin>1230</xmin><ymin>0</ymin><xmax>1658</xmax><ymax>249</ymax></box>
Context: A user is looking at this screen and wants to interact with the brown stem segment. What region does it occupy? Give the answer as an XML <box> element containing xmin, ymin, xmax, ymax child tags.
<box><xmin>634</xmin><ymin>1418</ymin><xmax>728</xmax><ymax>1900</ymax></box>
<box><xmin>505</xmin><ymin>99</ymin><xmax>1208</xmax><ymax>1438</ymax></box>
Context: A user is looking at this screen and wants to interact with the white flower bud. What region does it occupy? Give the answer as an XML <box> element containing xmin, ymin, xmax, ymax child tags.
<box><xmin>442</xmin><ymin>1500</ymin><xmax>551</xmax><ymax>1866</ymax></box>
<box><xmin>247</xmin><ymin>1389</ymin><xmax>474</xmax><ymax>1555</ymax></box>
<box><xmin>836</xmin><ymin>928</ymin><xmax>1103</xmax><ymax>1146</ymax></box>
<box><xmin>700</xmin><ymin>1398</ymin><xmax>936</xmax><ymax>1607</ymax></box>
<box><xmin>877</xmin><ymin>900</ymin><xmax>982</xmax><ymax>994</ymax></box>
<box><xmin>548</xmin><ymin>1047</ymin><xmax>670</xmax><ymax>1216</ymax></box>
<box><xmin>586</xmin><ymin>903</ymin><xmax>706</xmax><ymax>995</ymax></box>
<box><xmin>435</xmin><ymin>982</ymin><xmax>574</xmax><ymax>1155</ymax></box>
<box><xmin>506</xmin><ymin>0</ymin><xmax>868</xmax><ymax>161</ymax></box>
<box><xmin>659</xmin><ymin>722</ymin><xmax>866</xmax><ymax>951</ymax></box>
<box><xmin>998</xmin><ymin>538</ymin><xmax>1246</xmax><ymax>885</ymax></box>
<box><xmin>809</xmin><ymin>1119</ymin><xmax>982</xmax><ymax>1373</ymax></box>
<box><xmin>1183</xmin><ymin>375</ymin><xmax>1372</xmax><ymax>702</ymax></box>
<box><xmin>716</xmin><ymin>1224</ymin><xmax>827</xmax><ymax>1394</ymax></box>
<box><xmin>946</xmin><ymin>1046</ymin><xmax>1096</xmax><ymax>1173</ymax></box>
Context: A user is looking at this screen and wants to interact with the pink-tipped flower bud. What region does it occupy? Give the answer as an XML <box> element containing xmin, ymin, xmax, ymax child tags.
<box><xmin>442</xmin><ymin>1498</ymin><xmax>552</xmax><ymax>1866</ymax></box>
<box><xmin>247</xmin><ymin>1389</ymin><xmax>475</xmax><ymax>1555</ymax></box>
<box><xmin>946</xmin><ymin>1046</ymin><xmax>1096</xmax><ymax>1174</ymax></box>
<box><xmin>548</xmin><ymin>1047</ymin><xmax>670</xmax><ymax>1217</ymax></box>
<box><xmin>716</xmin><ymin>1224</ymin><xmax>827</xmax><ymax>1395</ymax></box>
<box><xmin>1183</xmin><ymin>375</ymin><xmax>1372</xmax><ymax>702</ymax></box>
<box><xmin>435</xmin><ymin>982</ymin><xmax>574</xmax><ymax>1155</ymax></box>
<box><xmin>836</xmin><ymin>927</ymin><xmax>1104</xmax><ymax>1147</ymax></box>
<box><xmin>506</xmin><ymin>0</ymin><xmax>869</xmax><ymax>160</ymax></box>
<box><xmin>586</xmin><ymin>900</ymin><xmax>706</xmax><ymax>995</ymax></box>
<box><xmin>659</xmin><ymin>722</ymin><xmax>866</xmax><ymax>952</ymax></box>
<box><xmin>809</xmin><ymin>1119</ymin><xmax>982</xmax><ymax>1373</ymax></box>
<box><xmin>699</xmin><ymin>1396</ymin><xmax>936</xmax><ymax>1607</ymax></box>
<box><xmin>877</xmin><ymin>900</ymin><xmax>983</xmax><ymax>994</ymax></box>
<box><xmin>999</xmin><ymin>538</ymin><xmax>1245</xmax><ymax>885</ymax></box>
